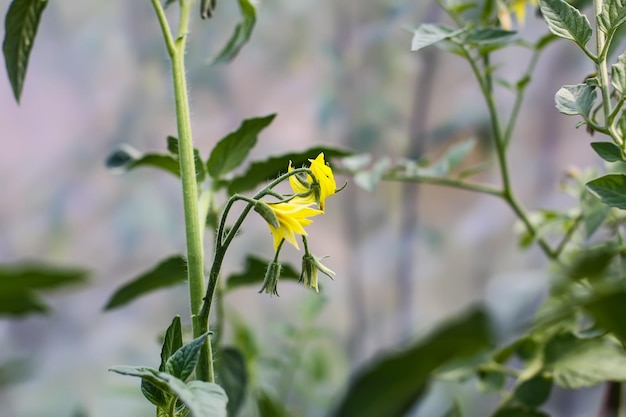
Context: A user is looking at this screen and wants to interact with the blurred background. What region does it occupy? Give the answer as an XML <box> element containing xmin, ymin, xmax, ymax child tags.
<box><xmin>0</xmin><ymin>0</ymin><xmax>609</xmax><ymax>416</ymax></box>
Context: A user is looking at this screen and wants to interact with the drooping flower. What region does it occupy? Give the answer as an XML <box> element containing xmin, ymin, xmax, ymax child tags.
<box><xmin>265</xmin><ymin>202</ymin><xmax>323</xmax><ymax>250</ymax></box>
<box><xmin>288</xmin><ymin>153</ymin><xmax>337</xmax><ymax>210</ymax></box>
<box><xmin>300</xmin><ymin>253</ymin><xmax>335</xmax><ymax>293</ymax></box>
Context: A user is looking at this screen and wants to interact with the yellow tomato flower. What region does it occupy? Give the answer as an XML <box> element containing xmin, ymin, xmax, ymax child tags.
<box><xmin>288</xmin><ymin>153</ymin><xmax>337</xmax><ymax>210</ymax></box>
<box><xmin>498</xmin><ymin>0</ymin><xmax>538</xmax><ymax>29</ymax></box>
<box><xmin>267</xmin><ymin>202</ymin><xmax>323</xmax><ymax>250</ymax></box>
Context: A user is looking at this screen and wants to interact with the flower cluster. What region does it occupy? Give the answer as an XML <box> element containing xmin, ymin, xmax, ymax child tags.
<box><xmin>257</xmin><ymin>153</ymin><xmax>338</xmax><ymax>295</ymax></box>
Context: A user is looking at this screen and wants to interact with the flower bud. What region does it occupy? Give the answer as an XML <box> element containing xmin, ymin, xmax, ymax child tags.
<box><xmin>259</xmin><ymin>261</ymin><xmax>282</xmax><ymax>296</ymax></box>
<box><xmin>254</xmin><ymin>200</ymin><xmax>280</xmax><ymax>229</ymax></box>
<box><xmin>300</xmin><ymin>254</ymin><xmax>335</xmax><ymax>293</ymax></box>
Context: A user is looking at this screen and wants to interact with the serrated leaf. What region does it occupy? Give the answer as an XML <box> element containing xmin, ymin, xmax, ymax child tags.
<box><xmin>0</xmin><ymin>263</ymin><xmax>87</xmax><ymax>316</ymax></box>
<box><xmin>411</xmin><ymin>24</ymin><xmax>464</xmax><ymax>52</ymax></box>
<box><xmin>212</xmin><ymin>0</ymin><xmax>256</xmax><ymax>64</ymax></box>
<box><xmin>612</xmin><ymin>52</ymin><xmax>626</xmax><ymax>94</ymax></box>
<box><xmin>225</xmin><ymin>256</ymin><xmax>299</xmax><ymax>292</ymax></box>
<box><xmin>600</xmin><ymin>0</ymin><xmax>626</xmax><ymax>35</ymax></box>
<box><xmin>165</xmin><ymin>332</ymin><xmax>210</xmax><ymax>382</ymax></box>
<box><xmin>555</xmin><ymin>84</ymin><xmax>597</xmax><ymax>118</ymax></box>
<box><xmin>207</xmin><ymin>114</ymin><xmax>276</xmax><ymax>178</ymax></box>
<box><xmin>227</xmin><ymin>146</ymin><xmax>351</xmax><ymax>194</ymax></box>
<box><xmin>539</xmin><ymin>0</ymin><xmax>592</xmax><ymax>47</ymax></box>
<box><xmin>216</xmin><ymin>347</ymin><xmax>247</xmax><ymax>417</ymax></box>
<box><xmin>104</xmin><ymin>255</ymin><xmax>187</xmax><ymax>310</ymax></box>
<box><xmin>591</xmin><ymin>141</ymin><xmax>624</xmax><ymax>162</ymax></box>
<box><xmin>328</xmin><ymin>309</ymin><xmax>491</xmax><ymax>417</ymax></box>
<box><xmin>587</xmin><ymin>174</ymin><xmax>626</xmax><ymax>209</ymax></box>
<box><xmin>2</xmin><ymin>0</ymin><xmax>48</xmax><ymax>103</ymax></box>
<box><xmin>160</xmin><ymin>316</ymin><xmax>183</xmax><ymax>371</ymax></box>
<box><xmin>544</xmin><ymin>333</ymin><xmax>626</xmax><ymax>388</ymax></box>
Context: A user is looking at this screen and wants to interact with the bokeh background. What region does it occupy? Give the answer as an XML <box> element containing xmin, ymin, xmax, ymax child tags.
<box><xmin>0</xmin><ymin>0</ymin><xmax>609</xmax><ymax>416</ymax></box>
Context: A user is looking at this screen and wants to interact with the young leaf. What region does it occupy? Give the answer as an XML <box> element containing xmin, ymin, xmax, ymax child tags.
<box><xmin>611</xmin><ymin>52</ymin><xmax>626</xmax><ymax>94</ymax></box>
<box><xmin>163</xmin><ymin>0</ymin><xmax>176</xmax><ymax>8</ymax></box>
<box><xmin>563</xmin><ymin>244</ymin><xmax>618</xmax><ymax>281</ymax></box>
<box><xmin>225</xmin><ymin>256</ymin><xmax>299</xmax><ymax>292</ymax></box>
<box><xmin>600</xmin><ymin>0</ymin><xmax>626</xmax><ymax>36</ymax></box>
<box><xmin>587</xmin><ymin>174</ymin><xmax>626</xmax><ymax>209</ymax></box>
<box><xmin>109</xmin><ymin>366</ymin><xmax>171</xmax><ymax>393</ymax></box>
<box><xmin>160</xmin><ymin>316</ymin><xmax>184</xmax><ymax>371</ymax></box>
<box><xmin>544</xmin><ymin>333</ymin><xmax>626</xmax><ymax>388</ymax></box>
<box><xmin>554</xmin><ymin>84</ymin><xmax>596</xmax><ymax>118</ymax></box>
<box><xmin>464</xmin><ymin>28</ymin><xmax>517</xmax><ymax>46</ymax></box>
<box><xmin>106</xmin><ymin>145</ymin><xmax>180</xmax><ymax>177</ymax></box>
<box><xmin>2</xmin><ymin>0</ymin><xmax>48</xmax><ymax>103</ymax></box>
<box><xmin>329</xmin><ymin>309</ymin><xmax>491</xmax><ymax>417</ymax></box>
<box><xmin>411</xmin><ymin>24</ymin><xmax>464</xmax><ymax>52</ymax></box>
<box><xmin>227</xmin><ymin>146</ymin><xmax>351</xmax><ymax>194</ymax></box>
<box><xmin>141</xmin><ymin>379</ymin><xmax>168</xmax><ymax>407</ymax></box>
<box><xmin>257</xmin><ymin>390</ymin><xmax>293</xmax><ymax>417</ymax></box>
<box><xmin>165</xmin><ymin>332</ymin><xmax>210</xmax><ymax>382</ymax></box>
<box><xmin>103</xmin><ymin>255</ymin><xmax>187</xmax><ymax>310</ymax></box>
<box><xmin>590</xmin><ymin>141</ymin><xmax>624</xmax><ymax>162</ymax></box>
<box><xmin>212</xmin><ymin>0</ymin><xmax>256</xmax><ymax>64</ymax></box>
<box><xmin>207</xmin><ymin>114</ymin><xmax>276</xmax><ymax>178</ymax></box>
<box><xmin>216</xmin><ymin>347</ymin><xmax>248</xmax><ymax>417</ymax></box>
<box><xmin>539</xmin><ymin>0</ymin><xmax>592</xmax><ymax>47</ymax></box>
<box><xmin>0</xmin><ymin>263</ymin><xmax>87</xmax><ymax>316</ymax></box>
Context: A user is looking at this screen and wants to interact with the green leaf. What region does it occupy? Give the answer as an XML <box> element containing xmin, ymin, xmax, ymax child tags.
<box><xmin>212</xmin><ymin>0</ymin><xmax>256</xmax><ymax>64</ymax></box>
<box><xmin>160</xmin><ymin>316</ymin><xmax>183</xmax><ymax>371</ymax></box>
<box><xmin>411</xmin><ymin>24</ymin><xmax>464</xmax><ymax>52</ymax></box>
<box><xmin>465</xmin><ymin>28</ymin><xmax>517</xmax><ymax>46</ymax></box>
<box><xmin>554</xmin><ymin>84</ymin><xmax>597</xmax><ymax>118</ymax></box>
<box><xmin>106</xmin><ymin>145</ymin><xmax>180</xmax><ymax>177</ymax></box>
<box><xmin>165</xmin><ymin>332</ymin><xmax>210</xmax><ymax>382</ymax></box>
<box><xmin>165</xmin><ymin>137</ymin><xmax>206</xmax><ymax>182</ymax></box>
<box><xmin>216</xmin><ymin>347</ymin><xmax>247</xmax><ymax>417</ymax></box>
<box><xmin>585</xmin><ymin>290</ymin><xmax>626</xmax><ymax>344</ymax></box>
<box><xmin>562</xmin><ymin>244</ymin><xmax>618</xmax><ymax>281</ymax></box>
<box><xmin>207</xmin><ymin>114</ymin><xmax>276</xmax><ymax>178</ymax></box>
<box><xmin>591</xmin><ymin>141</ymin><xmax>624</xmax><ymax>162</ymax></box>
<box><xmin>2</xmin><ymin>0</ymin><xmax>48</xmax><ymax>103</ymax></box>
<box><xmin>587</xmin><ymin>174</ymin><xmax>626</xmax><ymax>209</ymax></box>
<box><xmin>110</xmin><ymin>366</ymin><xmax>227</xmax><ymax>417</ymax></box>
<box><xmin>492</xmin><ymin>407</ymin><xmax>549</xmax><ymax>417</ymax></box>
<box><xmin>103</xmin><ymin>255</ymin><xmax>187</xmax><ymax>310</ymax></box>
<box><xmin>163</xmin><ymin>0</ymin><xmax>176</xmax><ymax>8</ymax></box>
<box><xmin>611</xmin><ymin>52</ymin><xmax>626</xmax><ymax>94</ymax></box>
<box><xmin>513</xmin><ymin>375</ymin><xmax>552</xmax><ymax>408</ymax></box>
<box><xmin>544</xmin><ymin>333</ymin><xmax>626</xmax><ymax>388</ymax></box>
<box><xmin>227</xmin><ymin>146</ymin><xmax>351</xmax><ymax>194</ymax></box>
<box><xmin>329</xmin><ymin>309</ymin><xmax>491</xmax><ymax>417</ymax></box>
<box><xmin>431</xmin><ymin>138</ymin><xmax>476</xmax><ymax>176</ymax></box>
<box><xmin>225</xmin><ymin>256</ymin><xmax>299</xmax><ymax>292</ymax></box>
<box><xmin>0</xmin><ymin>263</ymin><xmax>87</xmax><ymax>316</ymax></box>
<box><xmin>600</xmin><ymin>0</ymin><xmax>626</xmax><ymax>35</ymax></box>
<box><xmin>581</xmin><ymin>190</ymin><xmax>610</xmax><ymax>238</ymax></box>
<box><xmin>476</xmin><ymin>369</ymin><xmax>506</xmax><ymax>392</ymax></box>
<box><xmin>141</xmin><ymin>379</ymin><xmax>168</xmax><ymax>408</ymax></box>
<box><xmin>168</xmin><ymin>379</ymin><xmax>228</xmax><ymax>417</ymax></box>
<box><xmin>539</xmin><ymin>0</ymin><xmax>592</xmax><ymax>47</ymax></box>
<box><xmin>257</xmin><ymin>390</ymin><xmax>293</xmax><ymax>417</ymax></box>
<box><xmin>354</xmin><ymin>157</ymin><xmax>391</xmax><ymax>192</ymax></box>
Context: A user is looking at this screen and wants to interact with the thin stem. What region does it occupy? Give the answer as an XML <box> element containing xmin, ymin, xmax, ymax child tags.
<box><xmin>462</xmin><ymin>45</ymin><xmax>558</xmax><ymax>260</ymax></box>
<box><xmin>382</xmin><ymin>173</ymin><xmax>503</xmax><ymax>197</ymax></box>
<box><xmin>554</xmin><ymin>214</ymin><xmax>583</xmax><ymax>258</ymax></box>
<box><xmin>595</xmin><ymin>0</ymin><xmax>613</xmax><ymax>125</ymax></box>
<box><xmin>150</xmin><ymin>0</ymin><xmax>176</xmax><ymax>56</ymax></box>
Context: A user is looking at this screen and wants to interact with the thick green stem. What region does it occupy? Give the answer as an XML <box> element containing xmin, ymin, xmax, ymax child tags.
<box><xmin>151</xmin><ymin>0</ymin><xmax>212</xmax><ymax>382</ymax></box>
